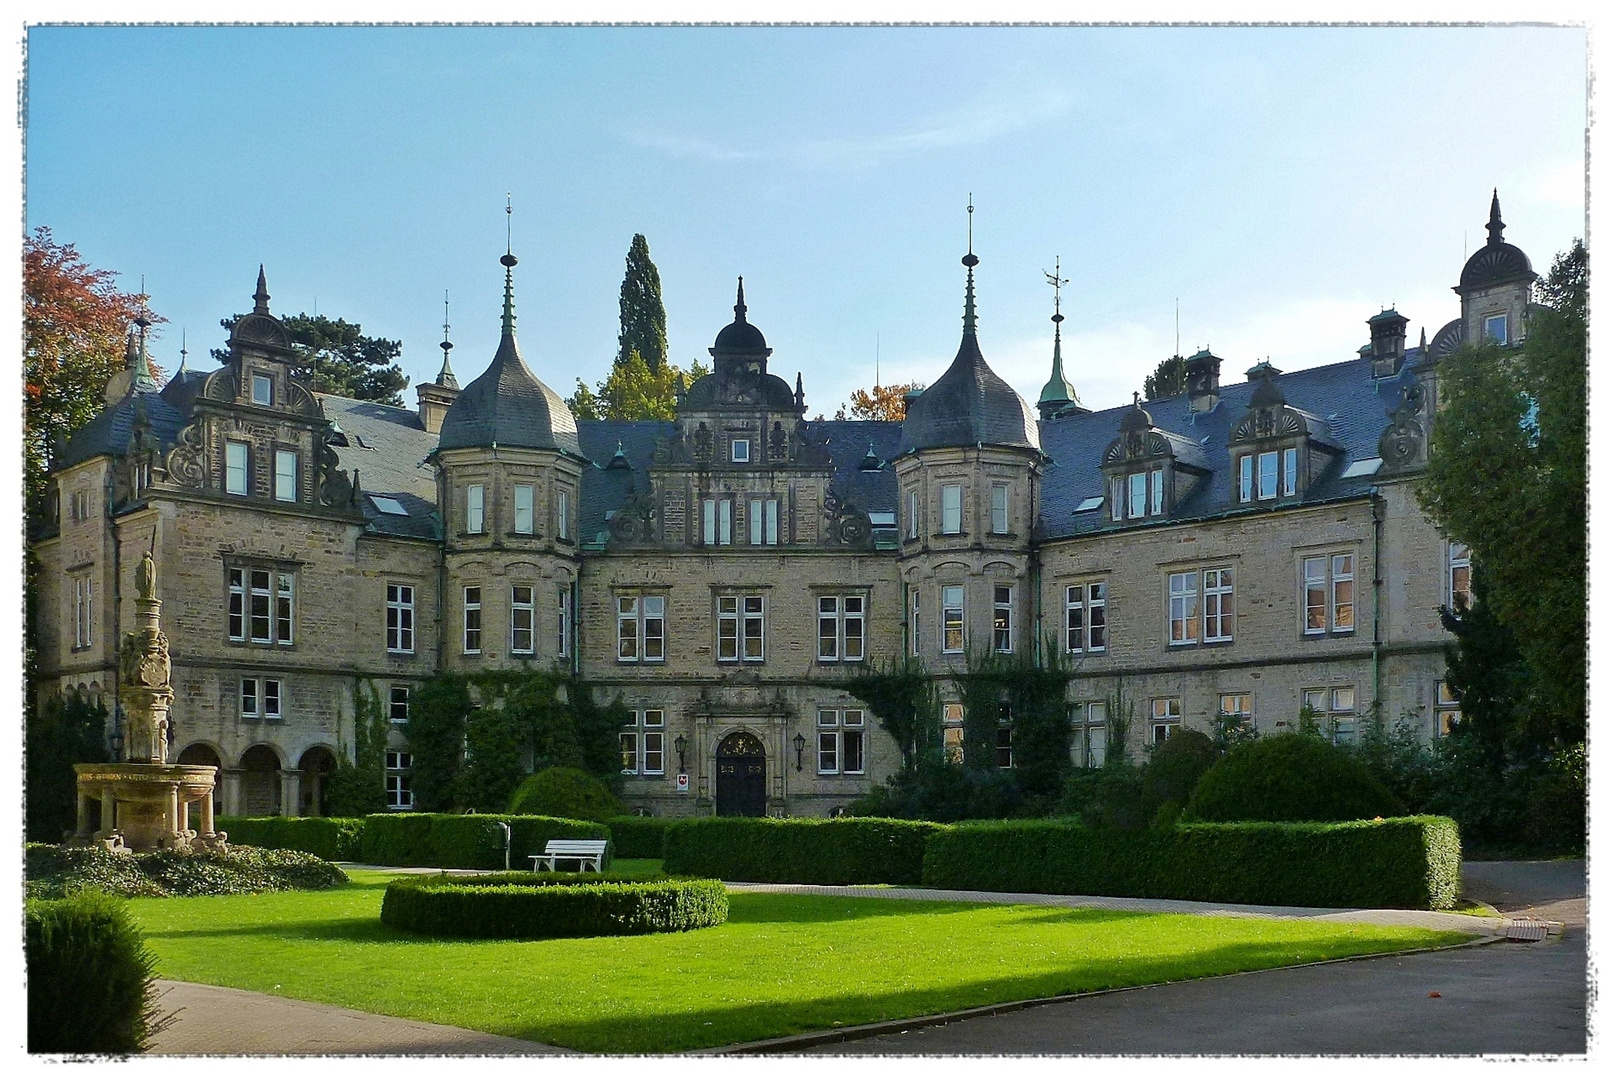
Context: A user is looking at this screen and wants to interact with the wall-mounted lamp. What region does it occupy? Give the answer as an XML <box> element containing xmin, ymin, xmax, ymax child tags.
<box><xmin>674</xmin><ymin>734</ymin><xmax>688</xmax><ymax>773</ymax></box>
<box><xmin>793</xmin><ymin>731</ymin><xmax>807</xmax><ymax>771</ymax></box>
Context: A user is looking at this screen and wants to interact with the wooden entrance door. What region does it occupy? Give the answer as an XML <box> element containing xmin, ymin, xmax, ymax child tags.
<box><xmin>714</xmin><ymin>731</ymin><xmax>767</xmax><ymax>817</ymax></box>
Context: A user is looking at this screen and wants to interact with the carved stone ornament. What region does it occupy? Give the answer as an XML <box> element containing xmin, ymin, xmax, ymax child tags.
<box><xmin>769</xmin><ymin>421</ymin><xmax>789</xmax><ymax>462</ymax></box>
<box><xmin>165</xmin><ymin>422</ymin><xmax>207</xmax><ymax>490</ymax></box>
<box><xmin>1378</xmin><ymin>382</ymin><xmax>1427</xmax><ymax>469</ymax></box>
<box><xmin>608</xmin><ymin>486</ymin><xmax>660</xmax><ymax>545</ymax></box>
<box><xmin>317</xmin><ymin>439</ymin><xmax>353</xmax><ymax>506</ymax></box>
<box><xmin>822</xmin><ymin>483</ymin><xmax>874</xmax><ymax>548</ymax></box>
<box><xmin>693</xmin><ymin>422</ymin><xmax>714</xmax><ymax>462</ymax></box>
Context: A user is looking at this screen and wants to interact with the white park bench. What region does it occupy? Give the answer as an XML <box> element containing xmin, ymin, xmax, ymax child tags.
<box><xmin>529</xmin><ymin>838</ymin><xmax>608</xmax><ymax>873</ymax></box>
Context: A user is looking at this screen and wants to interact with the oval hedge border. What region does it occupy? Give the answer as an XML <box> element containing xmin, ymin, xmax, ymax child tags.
<box><xmin>379</xmin><ymin>874</ymin><xmax>728</xmax><ymax>939</ymax></box>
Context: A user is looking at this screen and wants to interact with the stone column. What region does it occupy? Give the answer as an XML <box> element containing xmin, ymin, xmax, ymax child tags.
<box><xmin>200</xmin><ymin>786</ymin><xmax>215</xmax><ymax>836</ymax></box>
<box><xmin>220</xmin><ymin>769</ymin><xmax>243</xmax><ymax>817</ymax></box>
<box><xmin>99</xmin><ymin>788</ymin><xmax>116</xmax><ymax>839</ymax></box>
<box><xmin>75</xmin><ymin>790</ymin><xmax>91</xmax><ymax>839</ymax></box>
<box><xmin>282</xmin><ymin>770</ymin><xmax>301</xmax><ymax>819</ymax></box>
<box><xmin>168</xmin><ymin>782</ymin><xmax>181</xmax><ymax>843</ymax></box>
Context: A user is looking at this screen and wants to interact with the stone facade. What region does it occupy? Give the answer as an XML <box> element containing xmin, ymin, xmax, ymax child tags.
<box><xmin>30</xmin><ymin>197</ymin><xmax>1535</xmax><ymax>819</ymax></box>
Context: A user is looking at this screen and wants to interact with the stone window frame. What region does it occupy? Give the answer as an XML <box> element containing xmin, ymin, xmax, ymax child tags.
<box><xmin>240</xmin><ymin>676</ymin><xmax>284</xmax><ymax>721</ymax></box>
<box><xmin>1302</xmin><ymin>685</ymin><xmax>1358</xmax><ymax>744</ymax></box>
<box><xmin>388</xmin><ymin>685</ymin><xmax>410</xmax><ymax>724</ymax></box>
<box><xmin>464</xmin><ymin>483</ymin><xmax>486</xmax><ymax>535</ymax></box>
<box><xmin>615</xmin><ymin>592</ymin><xmax>667</xmax><ymax>664</ymax></box>
<box><xmin>224</xmin><ymin>439</ymin><xmax>251</xmax><ymax>496</ymax></box>
<box><xmin>1300</xmin><ymin>549</ymin><xmax>1357</xmax><ymax>638</ymax></box>
<box><xmin>940</xmin><ymin>483</ymin><xmax>964</xmax><ymax>536</ymax></box>
<box><xmin>816</xmin><ymin>593</ymin><xmax>868</xmax><ymax>663</ymax></box>
<box><xmin>941</xmin><ymin>583</ymin><xmax>965</xmax><ymax>654</ymax></box>
<box><xmin>1064</xmin><ymin>580</ymin><xmax>1107</xmax><ymax>654</ymax></box>
<box><xmin>1448</xmin><ymin>541</ymin><xmax>1472</xmax><ymax>610</ymax></box>
<box><xmin>555</xmin><ymin>483</ymin><xmax>574</xmax><ymax>542</ymax></box>
<box><xmin>1149</xmin><ymin>696</ymin><xmax>1181</xmax><ymax>745</ymax></box>
<box><xmin>620</xmin><ymin>708</ymin><xmax>666</xmax><ymax>776</ymax></box>
<box><xmin>250</xmin><ymin>371</ymin><xmax>275</xmax><ymax>407</ymax></box>
<box><xmin>747</xmin><ymin>496</ymin><xmax>781</xmax><ymax>546</ymax></box>
<box><xmin>462</xmin><ymin>585</ymin><xmax>483</xmax><ymax>655</ymax></box>
<box><xmin>385</xmin><ymin>749</ymin><xmax>414</xmax><ymax>809</ymax></box>
<box><xmin>272</xmin><ymin>446</ymin><xmax>298</xmax><ymax>503</ymax></box>
<box><xmin>715</xmin><ymin>591</ymin><xmax>766</xmax><ymax>663</ymax></box>
<box><xmin>512</xmin><ymin>483</ymin><xmax>535</xmax><ymax>536</ymax></box>
<box><xmin>1166</xmin><ymin>565</ymin><xmax>1234</xmax><ymax>647</ymax></box>
<box><xmin>71</xmin><ymin>572</ymin><xmax>93</xmax><ymax>651</ymax></box>
<box><xmin>225</xmin><ymin>562</ymin><xmax>296</xmax><ymax>649</ymax></box>
<box><xmin>989</xmin><ymin>482</ymin><xmax>1010</xmax><ymax>535</ymax></box>
<box><xmin>385</xmin><ymin>582</ymin><xmax>415</xmax><ymax>655</ymax></box>
<box><xmin>510</xmin><ymin>583</ymin><xmax>536</xmax><ymax>656</ymax></box>
<box><xmin>1070</xmin><ymin>700</ymin><xmax>1109</xmax><ymax>768</ymax></box>
<box><xmin>992</xmin><ymin>583</ymin><xmax>1015</xmax><ymax>654</ymax></box>
<box><xmin>816</xmin><ymin>707</ymin><xmax>866</xmax><ymax>776</ymax></box>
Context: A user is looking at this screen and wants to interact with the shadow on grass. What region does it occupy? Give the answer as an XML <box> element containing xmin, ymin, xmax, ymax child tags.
<box><xmin>145</xmin><ymin>917</ymin><xmax>403</xmax><ymax>945</ymax></box>
<box><xmin>724</xmin><ymin>894</ymin><xmax>1153</xmax><ymax>928</ymax></box>
<box><xmin>517</xmin><ymin>931</ymin><xmax>1469</xmax><ymax>1053</ymax></box>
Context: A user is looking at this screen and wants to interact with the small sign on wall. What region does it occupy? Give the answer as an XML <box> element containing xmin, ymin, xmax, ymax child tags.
<box><xmin>675</xmin><ymin>774</ymin><xmax>690</xmax><ymax>793</ymax></box>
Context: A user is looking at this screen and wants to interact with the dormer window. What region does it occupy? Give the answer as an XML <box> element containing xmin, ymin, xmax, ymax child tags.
<box><xmin>731</xmin><ymin>437</ymin><xmax>751</xmax><ymax>464</ymax></box>
<box><xmin>251</xmin><ymin>373</ymin><xmax>274</xmax><ymax>406</ymax></box>
<box><xmin>1102</xmin><ymin>399</ymin><xmax>1206</xmax><ymax>524</ymax></box>
<box><xmin>1484</xmin><ymin>313</ymin><xmax>1508</xmax><ymax>344</ymax></box>
<box><xmin>1230</xmin><ymin>373</ymin><xmax>1338</xmax><ymax>505</ymax></box>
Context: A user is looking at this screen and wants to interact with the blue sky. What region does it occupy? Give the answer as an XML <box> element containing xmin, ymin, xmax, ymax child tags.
<box><xmin>25</xmin><ymin>24</ymin><xmax>1587</xmax><ymax>416</ymax></box>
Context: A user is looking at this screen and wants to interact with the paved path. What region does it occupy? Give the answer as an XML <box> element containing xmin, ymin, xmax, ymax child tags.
<box><xmin>148</xmin><ymin>981</ymin><xmax>567</xmax><ymax>1056</ymax></box>
<box><xmin>785</xmin><ymin>860</ymin><xmax>1587</xmax><ymax>1056</ymax></box>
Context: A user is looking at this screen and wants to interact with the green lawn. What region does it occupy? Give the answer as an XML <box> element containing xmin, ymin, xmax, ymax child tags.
<box><xmin>129</xmin><ymin>872</ymin><xmax>1472</xmax><ymax>1053</ymax></box>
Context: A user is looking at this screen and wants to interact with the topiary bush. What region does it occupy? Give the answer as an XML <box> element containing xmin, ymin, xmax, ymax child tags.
<box><xmin>380</xmin><ymin>874</ymin><xmax>727</xmax><ymax>939</ymax></box>
<box><xmin>1186</xmin><ymin>733</ymin><xmax>1407</xmax><ymax>823</ymax></box>
<box><xmin>1141</xmin><ymin>729</ymin><xmax>1219</xmax><ymax>819</ymax></box>
<box><xmin>662</xmin><ymin>817</ymin><xmax>946</xmax><ymax>885</ymax></box>
<box><xmin>1056</xmin><ymin>761</ymin><xmax>1147</xmax><ymax>830</ymax></box>
<box><xmin>507</xmin><ymin>767</ymin><xmax>624</xmax><ymax>822</ymax></box>
<box><xmin>359</xmin><ymin>813</ymin><xmax>611</xmax><ymax>870</ymax></box>
<box><xmin>215</xmin><ymin>817</ymin><xmax>365</xmax><ymax>861</ymax></box>
<box><xmin>921</xmin><ymin>816</ymin><xmax>1462</xmax><ymax>910</ymax></box>
<box><xmin>25</xmin><ymin>843</ymin><xmax>349</xmax><ymax>899</ymax></box>
<box><xmin>607</xmin><ymin>816</ymin><xmax>669</xmax><ymax>859</ymax></box>
<box><xmin>27</xmin><ymin>891</ymin><xmax>166</xmax><ymax>1053</ymax></box>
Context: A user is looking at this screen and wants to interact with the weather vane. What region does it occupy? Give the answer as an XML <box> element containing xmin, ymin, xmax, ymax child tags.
<box><xmin>505</xmin><ymin>193</ymin><xmax>513</xmax><ymax>254</ymax></box>
<box><xmin>1044</xmin><ymin>257</ymin><xmax>1068</xmax><ymax>320</ymax></box>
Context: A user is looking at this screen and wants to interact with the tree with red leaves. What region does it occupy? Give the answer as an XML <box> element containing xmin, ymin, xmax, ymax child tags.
<box><xmin>23</xmin><ymin>227</ymin><xmax>161</xmax><ymax>508</ymax></box>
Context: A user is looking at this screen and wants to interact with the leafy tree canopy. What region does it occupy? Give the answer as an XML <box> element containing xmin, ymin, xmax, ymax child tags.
<box><xmin>1419</xmin><ymin>240</ymin><xmax>1586</xmax><ymax>745</ymax></box>
<box><xmin>835</xmin><ymin>381</ymin><xmax>924</xmax><ymax>421</ymax></box>
<box><xmin>567</xmin><ymin>352</ymin><xmax>710</xmax><ymax>421</ymax></box>
<box><xmin>1143</xmin><ymin>354</ymin><xmax>1187</xmax><ymax>401</ymax></box>
<box><xmin>617</xmin><ymin>233</ymin><xmax>668</xmax><ymax>373</ymax></box>
<box><xmin>212</xmin><ymin>313</ymin><xmax>408</xmax><ymax>406</ymax></box>
<box><xmin>24</xmin><ymin>227</ymin><xmax>161</xmax><ymax>507</ymax></box>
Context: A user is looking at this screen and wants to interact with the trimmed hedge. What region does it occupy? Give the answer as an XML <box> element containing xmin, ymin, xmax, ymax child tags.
<box><xmin>1187</xmin><ymin>733</ymin><xmax>1407</xmax><ymax>823</ymax></box>
<box><xmin>215</xmin><ymin>817</ymin><xmax>366</xmax><ymax>861</ymax></box>
<box><xmin>508</xmin><ymin>767</ymin><xmax>624</xmax><ymax>822</ymax></box>
<box><xmin>380</xmin><ymin>874</ymin><xmax>727</xmax><ymax>939</ymax></box>
<box><xmin>359</xmin><ymin>813</ymin><xmax>612</xmax><ymax>870</ymax></box>
<box><xmin>921</xmin><ymin>816</ymin><xmax>1462</xmax><ymax>910</ymax></box>
<box><xmin>662</xmin><ymin>817</ymin><xmax>946</xmax><ymax>885</ymax></box>
<box><xmin>25</xmin><ymin>843</ymin><xmax>348</xmax><ymax>899</ymax></box>
<box><xmin>607</xmin><ymin>816</ymin><xmax>670</xmax><ymax>859</ymax></box>
<box><xmin>27</xmin><ymin>891</ymin><xmax>161</xmax><ymax>1053</ymax></box>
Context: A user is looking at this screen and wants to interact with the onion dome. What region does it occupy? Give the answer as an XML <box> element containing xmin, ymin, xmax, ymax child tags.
<box><xmin>228</xmin><ymin>266</ymin><xmax>294</xmax><ymax>353</ymax></box>
<box><xmin>1457</xmin><ymin>190</ymin><xmax>1534</xmax><ymax>294</ymax></box>
<box><xmin>710</xmin><ymin>277</ymin><xmax>771</xmax><ymax>359</ymax></box>
<box><xmin>902</xmin><ymin>222</ymin><xmax>1039</xmax><ymax>452</ymax></box>
<box><xmin>683</xmin><ymin>278</ymin><xmax>799</xmax><ymax>411</ymax></box>
<box><xmin>437</xmin><ymin>247</ymin><xmax>579</xmax><ymax>455</ymax></box>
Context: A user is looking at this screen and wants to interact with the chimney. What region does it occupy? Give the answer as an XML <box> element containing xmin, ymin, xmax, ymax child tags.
<box><xmin>417</xmin><ymin>381</ymin><xmax>459</xmax><ymax>436</ymax></box>
<box><xmin>1367</xmin><ymin>308</ymin><xmax>1409</xmax><ymax>378</ymax></box>
<box><xmin>1184</xmin><ymin>348</ymin><xmax>1222</xmax><ymax>413</ymax></box>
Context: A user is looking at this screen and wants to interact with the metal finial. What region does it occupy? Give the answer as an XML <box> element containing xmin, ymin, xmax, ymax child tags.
<box><xmin>506</xmin><ymin>192</ymin><xmax>513</xmax><ymax>255</ymax></box>
<box><xmin>254</xmin><ymin>265</ymin><xmax>270</xmax><ymax>314</ymax></box>
<box><xmin>1044</xmin><ymin>257</ymin><xmax>1067</xmax><ymax>322</ymax></box>
<box><xmin>1486</xmin><ymin>188</ymin><xmax>1505</xmax><ymax>245</ymax></box>
<box><xmin>177</xmin><ymin>329</ymin><xmax>188</xmax><ymax>374</ymax></box>
<box><xmin>961</xmin><ymin>198</ymin><xmax>979</xmax><ymax>336</ymax></box>
<box><xmin>966</xmin><ymin>195</ymin><xmax>974</xmax><ymax>256</ymax></box>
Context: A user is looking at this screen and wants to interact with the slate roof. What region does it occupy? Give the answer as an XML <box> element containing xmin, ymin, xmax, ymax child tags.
<box><xmin>1038</xmin><ymin>351</ymin><xmax>1420</xmax><ymax>539</ymax></box>
<box><xmin>436</xmin><ymin>330</ymin><xmax>580</xmax><ymax>456</ymax></box>
<box><xmin>574</xmin><ymin>419</ymin><xmax>676</xmax><ymax>546</ymax></box>
<box><xmin>319</xmin><ymin>394</ymin><xmax>442</xmax><ymax>540</ymax></box>
<box><xmin>900</xmin><ymin>331</ymin><xmax>1040</xmax><ymax>453</ymax></box>
<box><xmin>58</xmin><ymin>385</ymin><xmax>189</xmax><ymax>469</ymax></box>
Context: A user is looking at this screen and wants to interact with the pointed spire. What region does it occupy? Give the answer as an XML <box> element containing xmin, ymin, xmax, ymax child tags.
<box><xmin>795</xmin><ymin>371</ymin><xmax>805</xmax><ymax>409</ymax></box>
<box><xmin>1419</xmin><ymin>326</ymin><xmax>1428</xmax><ymax>351</ymax></box>
<box><xmin>500</xmin><ymin>195</ymin><xmax>518</xmax><ymax>337</ymax></box>
<box><xmin>1486</xmin><ymin>188</ymin><xmax>1505</xmax><ymax>246</ymax></box>
<box><xmin>130</xmin><ymin>299</ymin><xmax>156</xmax><ymax>390</ymax></box>
<box><xmin>437</xmin><ymin>291</ymin><xmax>459</xmax><ymax>389</ymax></box>
<box><xmin>1039</xmin><ymin>256</ymin><xmax>1079</xmax><ymax>414</ymax></box>
<box><xmin>253</xmin><ymin>265</ymin><xmax>270</xmax><ymax>314</ymax></box>
<box><xmin>734</xmin><ymin>276</ymin><xmax>748</xmax><ymax>323</ymax></box>
<box><xmin>176</xmin><ymin>328</ymin><xmax>188</xmax><ymax>375</ymax></box>
<box><xmin>960</xmin><ymin>195</ymin><xmax>979</xmax><ymax>340</ymax></box>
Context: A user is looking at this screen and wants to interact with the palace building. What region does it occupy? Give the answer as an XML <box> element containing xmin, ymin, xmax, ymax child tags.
<box><xmin>29</xmin><ymin>194</ymin><xmax>1534</xmax><ymax>819</ymax></box>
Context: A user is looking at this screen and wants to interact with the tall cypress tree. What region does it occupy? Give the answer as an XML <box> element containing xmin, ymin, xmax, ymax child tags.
<box><xmin>617</xmin><ymin>234</ymin><xmax>668</xmax><ymax>373</ymax></box>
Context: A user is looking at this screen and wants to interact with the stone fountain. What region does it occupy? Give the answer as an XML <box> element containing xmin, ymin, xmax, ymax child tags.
<box><xmin>72</xmin><ymin>549</ymin><xmax>224</xmax><ymax>854</ymax></box>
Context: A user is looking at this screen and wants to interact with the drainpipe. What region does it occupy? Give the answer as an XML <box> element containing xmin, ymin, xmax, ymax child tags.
<box><xmin>1370</xmin><ymin>488</ymin><xmax>1384</xmax><ymax>720</ymax></box>
<box><xmin>105</xmin><ymin>462</ymin><xmax>123</xmax><ymax>759</ymax></box>
<box><xmin>1029</xmin><ymin>457</ymin><xmax>1043</xmax><ymax>667</ymax></box>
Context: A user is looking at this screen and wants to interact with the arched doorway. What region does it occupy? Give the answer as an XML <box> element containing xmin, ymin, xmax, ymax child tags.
<box><xmin>240</xmin><ymin>745</ymin><xmax>282</xmax><ymax>816</ymax></box>
<box><xmin>298</xmin><ymin>747</ymin><xmax>337</xmax><ymax>817</ymax></box>
<box><xmin>177</xmin><ymin>744</ymin><xmax>223</xmax><ymax>827</ymax></box>
<box><xmin>715</xmin><ymin>731</ymin><xmax>767</xmax><ymax>818</ymax></box>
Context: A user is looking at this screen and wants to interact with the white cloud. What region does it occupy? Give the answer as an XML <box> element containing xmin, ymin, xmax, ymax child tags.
<box><xmin>1515</xmin><ymin>158</ymin><xmax>1587</xmax><ymax>212</ymax></box>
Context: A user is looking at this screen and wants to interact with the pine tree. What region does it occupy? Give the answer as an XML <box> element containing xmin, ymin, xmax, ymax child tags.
<box><xmin>617</xmin><ymin>234</ymin><xmax>668</xmax><ymax>373</ymax></box>
<box><xmin>1143</xmin><ymin>354</ymin><xmax>1187</xmax><ymax>401</ymax></box>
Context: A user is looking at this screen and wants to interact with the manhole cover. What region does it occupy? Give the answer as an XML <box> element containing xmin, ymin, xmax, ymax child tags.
<box><xmin>1502</xmin><ymin>919</ymin><xmax>1548</xmax><ymax>942</ymax></box>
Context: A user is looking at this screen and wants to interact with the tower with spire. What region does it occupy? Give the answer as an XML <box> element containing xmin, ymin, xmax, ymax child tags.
<box><xmin>1037</xmin><ymin>257</ymin><xmax>1087</xmax><ymax>422</ymax></box>
<box><xmin>415</xmin><ymin>293</ymin><xmax>462</xmax><ymax>435</ymax></box>
<box><xmin>1453</xmin><ymin>188</ymin><xmax>1536</xmax><ymax>349</ymax></box>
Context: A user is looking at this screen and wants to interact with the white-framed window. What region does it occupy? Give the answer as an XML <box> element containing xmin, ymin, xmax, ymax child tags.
<box><xmin>748</xmin><ymin>497</ymin><xmax>780</xmax><ymax>545</ymax></box>
<box><xmin>273</xmin><ymin>449</ymin><xmax>297</xmax><ymax>502</ymax></box>
<box><xmin>72</xmin><ymin>575</ymin><xmax>93</xmax><ymax>649</ymax></box>
<box><xmin>557</xmin><ymin>583</ymin><xmax>573</xmax><ymax>657</ymax></box>
<box><xmin>1436</xmin><ymin>681</ymin><xmax>1462</xmax><ymax>736</ymax></box>
<box><xmin>386</xmin><ymin>583</ymin><xmax>414</xmax><ymax>654</ymax></box>
<box><xmin>1150</xmin><ymin>467</ymin><xmax>1164</xmax><ymax>516</ymax></box>
<box><xmin>1128</xmin><ymin>471</ymin><xmax>1147</xmax><ymax>518</ymax></box>
<box><xmin>465</xmin><ymin>484</ymin><xmax>485</xmax><ymax>534</ymax></box>
<box><xmin>993</xmin><ymin>584</ymin><xmax>1014</xmax><ymax>653</ymax></box>
<box><xmin>556</xmin><ymin>486</ymin><xmax>571</xmax><ymax>541</ymax></box>
<box><xmin>385</xmin><ymin>750</ymin><xmax>414</xmax><ymax>809</ymax></box>
<box><xmin>717</xmin><ymin>594</ymin><xmax>765</xmax><ymax>662</ymax></box>
<box><xmin>462</xmin><ymin>586</ymin><xmax>482</xmax><ymax>654</ymax></box>
<box><xmin>1219</xmin><ymin>693</ymin><xmax>1252</xmax><ymax>720</ymax></box>
<box><xmin>616</xmin><ymin>595</ymin><xmax>666</xmax><ymax>662</ymax></box>
<box><xmin>228</xmin><ymin>567</ymin><xmax>293</xmax><ymax>645</ymax></box>
<box><xmin>1283</xmin><ymin>447</ymin><xmax>1297</xmax><ymax>497</ymax></box>
<box><xmin>1070</xmin><ymin>701</ymin><xmax>1110</xmax><ymax>768</ymax></box>
<box><xmin>1238</xmin><ymin>454</ymin><xmax>1253</xmax><ymax>503</ymax></box>
<box><xmin>941</xmin><ymin>484</ymin><xmax>963</xmax><ymax>535</ymax></box>
<box><xmin>995</xmin><ymin>705</ymin><xmax>1014</xmax><ymax>768</ymax></box>
<box><xmin>905</xmin><ymin>489</ymin><xmax>920</xmax><ymax>540</ymax></box>
<box><xmin>1302</xmin><ymin>552</ymin><xmax>1355</xmax><ymax>635</ymax></box>
<box><xmin>1203</xmin><ymin>567</ymin><xmax>1234</xmax><ymax>642</ymax></box>
<box><xmin>990</xmin><ymin>483</ymin><xmax>1009</xmax><ymax>534</ymax></box>
<box><xmin>942</xmin><ymin>701</ymin><xmax>965</xmax><ymax>763</ymax></box>
<box><xmin>1303</xmin><ymin>686</ymin><xmax>1358</xmax><ymax>744</ymax></box>
<box><xmin>1448</xmin><ymin>541</ymin><xmax>1472</xmax><ymax>610</ymax></box>
<box><xmin>513</xmin><ymin>484</ymin><xmax>534</xmax><ymax>535</ymax></box>
<box><xmin>1168</xmin><ymin>571</ymin><xmax>1200</xmax><ymax>645</ymax></box>
<box><xmin>225</xmin><ymin>441</ymin><xmax>249</xmax><ymax>495</ymax></box>
<box><xmin>1484</xmin><ymin>313</ymin><xmax>1508</xmax><ymax>344</ymax></box>
<box><xmin>389</xmin><ymin>685</ymin><xmax>409</xmax><ymax>724</ymax></box>
<box><xmin>941</xmin><ymin>584</ymin><xmax>965</xmax><ymax>653</ymax></box>
<box><xmin>510</xmin><ymin>585</ymin><xmax>535</xmax><ymax>655</ymax></box>
<box><xmin>817</xmin><ymin>595</ymin><xmax>866</xmax><ymax>662</ymax></box>
<box><xmin>1109</xmin><ymin>475</ymin><xmax>1124</xmax><ymax>520</ymax></box>
<box><xmin>241</xmin><ymin>677</ymin><xmax>282</xmax><ymax>720</ymax></box>
<box><xmin>908</xmin><ymin>586</ymin><xmax>922</xmax><ymax>656</ymax></box>
<box><xmin>70</xmin><ymin>490</ymin><xmax>91</xmax><ymax>521</ymax></box>
<box><xmin>621</xmin><ymin>709</ymin><xmax>666</xmax><ymax>775</ymax></box>
<box><xmin>1065</xmin><ymin>581</ymin><xmax>1107</xmax><ymax>653</ymax></box>
<box><xmin>1258</xmin><ymin>450</ymin><xmax>1278</xmax><ymax>500</ymax></box>
<box><xmin>817</xmin><ymin>708</ymin><xmax>866</xmax><ymax>775</ymax></box>
<box><xmin>251</xmin><ymin>372</ymin><xmax>274</xmax><ymax>406</ymax></box>
<box><xmin>731</xmin><ymin>437</ymin><xmax>751</xmax><ymax>463</ymax></box>
<box><xmin>1150</xmin><ymin>697</ymin><xmax>1181</xmax><ymax>745</ymax></box>
<box><xmin>702</xmin><ymin>497</ymin><xmax>733</xmax><ymax>545</ymax></box>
